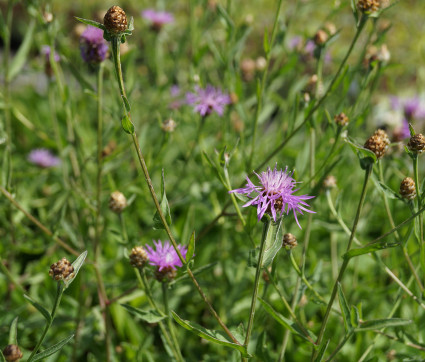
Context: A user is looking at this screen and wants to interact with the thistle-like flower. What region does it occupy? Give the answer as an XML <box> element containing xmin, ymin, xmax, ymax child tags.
<box><xmin>142</xmin><ymin>9</ymin><xmax>174</xmax><ymax>31</ymax></box>
<box><xmin>49</xmin><ymin>258</ymin><xmax>75</xmax><ymax>281</ymax></box>
<box><xmin>400</xmin><ymin>177</ymin><xmax>416</xmax><ymax>200</ymax></box>
<box><xmin>109</xmin><ymin>191</ymin><xmax>127</xmax><ymax>213</ymax></box>
<box><xmin>186</xmin><ymin>85</ymin><xmax>231</xmax><ymax>117</ymax></box>
<box><xmin>129</xmin><ymin>246</ymin><xmax>149</xmax><ymax>268</ymax></box>
<box><xmin>80</xmin><ymin>26</ymin><xmax>108</xmax><ymax>63</ymax></box>
<box><xmin>104</xmin><ymin>5</ymin><xmax>128</xmax><ymax>35</ymax></box>
<box><xmin>283</xmin><ymin>233</ymin><xmax>298</xmax><ymax>249</ymax></box>
<box><xmin>145</xmin><ymin>240</ymin><xmax>187</xmax><ymax>271</ymax></box>
<box><xmin>28</xmin><ymin>149</ymin><xmax>60</xmax><ymax>168</ymax></box>
<box><xmin>229</xmin><ymin>164</ymin><xmax>315</xmax><ymax>228</ymax></box>
<box><xmin>407</xmin><ymin>133</ymin><xmax>425</xmax><ymax>154</ymax></box>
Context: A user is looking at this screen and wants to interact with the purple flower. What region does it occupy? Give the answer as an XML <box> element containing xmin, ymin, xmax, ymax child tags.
<box><xmin>80</xmin><ymin>26</ymin><xmax>108</xmax><ymax>64</ymax></box>
<box><xmin>288</xmin><ymin>36</ymin><xmax>302</xmax><ymax>50</ymax></box>
<box><xmin>41</xmin><ymin>45</ymin><xmax>60</xmax><ymax>62</ymax></box>
<box><xmin>229</xmin><ymin>164</ymin><xmax>315</xmax><ymax>228</ymax></box>
<box><xmin>28</xmin><ymin>149</ymin><xmax>61</xmax><ymax>168</ymax></box>
<box><xmin>142</xmin><ymin>9</ymin><xmax>174</xmax><ymax>30</ymax></box>
<box><xmin>186</xmin><ymin>85</ymin><xmax>231</xmax><ymax>117</ymax></box>
<box><xmin>403</xmin><ymin>97</ymin><xmax>425</xmax><ymax>120</ymax></box>
<box><xmin>145</xmin><ymin>240</ymin><xmax>187</xmax><ymax>271</ymax></box>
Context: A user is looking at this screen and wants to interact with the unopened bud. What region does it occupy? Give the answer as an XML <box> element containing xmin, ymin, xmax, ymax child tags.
<box><xmin>400</xmin><ymin>177</ymin><xmax>416</xmax><ymax>200</ymax></box>
<box><xmin>49</xmin><ymin>258</ymin><xmax>75</xmax><ymax>281</ymax></box>
<box><xmin>109</xmin><ymin>191</ymin><xmax>127</xmax><ymax>213</ymax></box>
<box><xmin>283</xmin><ymin>233</ymin><xmax>297</xmax><ymax>249</ymax></box>
<box><xmin>3</xmin><ymin>345</ymin><xmax>23</xmax><ymax>362</ymax></box>
<box><xmin>129</xmin><ymin>247</ymin><xmax>149</xmax><ymax>268</ymax></box>
<box><xmin>104</xmin><ymin>6</ymin><xmax>128</xmax><ymax>35</ymax></box>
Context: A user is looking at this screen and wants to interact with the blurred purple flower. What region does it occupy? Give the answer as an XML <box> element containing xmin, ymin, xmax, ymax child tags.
<box><xmin>390</xmin><ymin>96</ymin><xmax>425</xmax><ymax>121</ymax></box>
<box><xmin>229</xmin><ymin>164</ymin><xmax>315</xmax><ymax>228</ymax></box>
<box><xmin>80</xmin><ymin>26</ymin><xmax>108</xmax><ymax>63</ymax></box>
<box><xmin>142</xmin><ymin>9</ymin><xmax>174</xmax><ymax>30</ymax></box>
<box><xmin>145</xmin><ymin>240</ymin><xmax>187</xmax><ymax>271</ymax></box>
<box><xmin>28</xmin><ymin>149</ymin><xmax>60</xmax><ymax>168</ymax></box>
<box><xmin>170</xmin><ymin>85</ymin><xmax>180</xmax><ymax>97</ymax></box>
<box><xmin>288</xmin><ymin>36</ymin><xmax>302</xmax><ymax>50</ymax></box>
<box><xmin>186</xmin><ymin>85</ymin><xmax>231</xmax><ymax>117</ymax></box>
<box><xmin>41</xmin><ymin>45</ymin><xmax>60</xmax><ymax>62</ymax></box>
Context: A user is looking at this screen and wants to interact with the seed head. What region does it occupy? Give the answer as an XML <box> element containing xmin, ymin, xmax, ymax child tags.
<box><xmin>49</xmin><ymin>258</ymin><xmax>75</xmax><ymax>281</ymax></box>
<box><xmin>323</xmin><ymin>175</ymin><xmax>337</xmax><ymax>189</ymax></box>
<box><xmin>334</xmin><ymin>112</ymin><xmax>349</xmax><ymax>127</ymax></box>
<box><xmin>3</xmin><ymin>345</ymin><xmax>23</xmax><ymax>362</ymax></box>
<box><xmin>357</xmin><ymin>0</ymin><xmax>380</xmax><ymax>13</ymax></box>
<box><xmin>283</xmin><ymin>233</ymin><xmax>297</xmax><ymax>249</ymax></box>
<box><xmin>364</xmin><ymin>134</ymin><xmax>387</xmax><ymax>159</ymax></box>
<box><xmin>109</xmin><ymin>191</ymin><xmax>127</xmax><ymax>213</ymax></box>
<box><xmin>400</xmin><ymin>177</ymin><xmax>416</xmax><ymax>200</ymax></box>
<box><xmin>104</xmin><ymin>6</ymin><xmax>128</xmax><ymax>35</ymax></box>
<box><xmin>407</xmin><ymin>134</ymin><xmax>425</xmax><ymax>154</ymax></box>
<box><xmin>374</xmin><ymin>129</ymin><xmax>390</xmax><ymax>147</ymax></box>
<box><xmin>154</xmin><ymin>266</ymin><xmax>177</xmax><ymax>282</ymax></box>
<box><xmin>129</xmin><ymin>246</ymin><xmax>149</xmax><ymax>268</ymax></box>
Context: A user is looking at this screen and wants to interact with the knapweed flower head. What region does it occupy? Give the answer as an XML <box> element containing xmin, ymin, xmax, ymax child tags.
<box><xmin>80</xmin><ymin>26</ymin><xmax>108</xmax><ymax>63</ymax></box>
<box><xmin>142</xmin><ymin>9</ymin><xmax>174</xmax><ymax>31</ymax></box>
<box><xmin>186</xmin><ymin>85</ymin><xmax>231</xmax><ymax>117</ymax></box>
<box><xmin>229</xmin><ymin>164</ymin><xmax>315</xmax><ymax>228</ymax></box>
<box><xmin>28</xmin><ymin>149</ymin><xmax>60</xmax><ymax>168</ymax></box>
<box><xmin>145</xmin><ymin>240</ymin><xmax>187</xmax><ymax>271</ymax></box>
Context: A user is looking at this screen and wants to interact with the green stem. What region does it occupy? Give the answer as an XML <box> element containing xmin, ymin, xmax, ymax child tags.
<box><xmin>27</xmin><ymin>283</ymin><xmax>65</xmax><ymax>361</ymax></box>
<box><xmin>243</xmin><ymin>218</ymin><xmax>271</xmax><ymax>358</ymax></box>
<box><xmin>254</xmin><ymin>15</ymin><xmax>367</xmax><ymax>174</ymax></box>
<box><xmin>325</xmin><ymin>330</ymin><xmax>355</xmax><ymax>361</ymax></box>
<box><xmin>119</xmin><ymin>213</ymin><xmax>128</xmax><ymax>243</ymax></box>
<box><xmin>109</xmin><ymin>35</ymin><xmax>239</xmax><ymax>345</ymax></box>
<box><xmin>162</xmin><ymin>283</ymin><xmax>184</xmax><ymax>362</ymax></box>
<box><xmin>248</xmin><ymin>0</ymin><xmax>283</xmax><ymax>170</ymax></box>
<box><xmin>311</xmin><ymin>164</ymin><xmax>372</xmax><ymax>359</ymax></box>
<box><xmin>137</xmin><ymin>269</ymin><xmax>180</xmax><ymax>360</ymax></box>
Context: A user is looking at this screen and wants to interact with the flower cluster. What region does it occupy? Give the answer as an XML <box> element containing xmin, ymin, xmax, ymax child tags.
<box><xmin>145</xmin><ymin>240</ymin><xmax>187</xmax><ymax>271</ymax></box>
<box><xmin>28</xmin><ymin>149</ymin><xmax>60</xmax><ymax>168</ymax></box>
<box><xmin>80</xmin><ymin>26</ymin><xmax>108</xmax><ymax>64</ymax></box>
<box><xmin>186</xmin><ymin>85</ymin><xmax>231</xmax><ymax>117</ymax></box>
<box><xmin>230</xmin><ymin>164</ymin><xmax>315</xmax><ymax>228</ymax></box>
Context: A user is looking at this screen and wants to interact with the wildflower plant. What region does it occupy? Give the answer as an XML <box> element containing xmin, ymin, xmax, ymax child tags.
<box><xmin>3</xmin><ymin>1</ymin><xmax>425</xmax><ymax>361</ymax></box>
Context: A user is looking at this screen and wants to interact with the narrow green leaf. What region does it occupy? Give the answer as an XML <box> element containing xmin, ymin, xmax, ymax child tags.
<box><xmin>8</xmin><ymin>317</ymin><xmax>19</xmax><ymax>345</ymax></box>
<box><xmin>343</xmin><ymin>241</ymin><xmax>399</xmax><ymax>260</ymax></box>
<box><xmin>122</xmin><ymin>95</ymin><xmax>131</xmax><ymax>112</ymax></box>
<box><xmin>337</xmin><ymin>283</ymin><xmax>352</xmax><ymax>332</ymax></box>
<box><xmin>75</xmin><ymin>17</ymin><xmax>105</xmax><ymax>31</ymax></box>
<box><xmin>350</xmin><ymin>306</ymin><xmax>360</xmax><ymax>328</ymax></box>
<box><xmin>153</xmin><ymin>170</ymin><xmax>172</xmax><ymax>229</ymax></box>
<box><xmin>262</xmin><ymin>218</ymin><xmax>283</xmax><ymax>268</ymax></box>
<box><xmin>350</xmin><ymin>0</ymin><xmax>359</xmax><ymax>24</ymax></box>
<box><xmin>121</xmin><ymin>304</ymin><xmax>166</xmax><ymax>323</ymax></box>
<box><xmin>258</xmin><ymin>297</ymin><xmax>315</xmax><ymax>343</ymax></box>
<box><xmin>313</xmin><ymin>340</ymin><xmax>330</xmax><ymax>362</ymax></box>
<box><xmin>345</xmin><ymin>137</ymin><xmax>377</xmax><ymax>165</ymax></box>
<box><xmin>372</xmin><ymin>179</ymin><xmax>403</xmax><ymax>200</ymax></box>
<box><xmin>64</xmin><ymin>250</ymin><xmax>88</xmax><ymax>289</ymax></box>
<box><xmin>171</xmin><ymin>311</ymin><xmax>250</xmax><ymax>357</ymax></box>
<box><xmin>0</xmin><ymin>350</ymin><xmax>6</xmax><ymax>362</ymax></box>
<box><xmin>356</xmin><ymin>318</ymin><xmax>412</xmax><ymax>331</ymax></box>
<box><xmin>186</xmin><ymin>231</ymin><xmax>195</xmax><ymax>262</ymax></box>
<box><xmin>216</xmin><ymin>4</ymin><xmax>235</xmax><ymax>31</ymax></box>
<box><xmin>263</xmin><ymin>30</ymin><xmax>270</xmax><ymax>55</ymax></box>
<box><xmin>248</xmin><ymin>248</ymin><xmax>259</xmax><ymax>268</ymax></box>
<box><xmin>9</xmin><ymin>20</ymin><xmax>35</xmax><ymax>81</ymax></box>
<box><xmin>24</xmin><ymin>295</ymin><xmax>52</xmax><ymax>323</ymax></box>
<box><xmin>121</xmin><ymin>115</ymin><xmax>135</xmax><ymax>135</ymax></box>
<box><xmin>31</xmin><ymin>334</ymin><xmax>74</xmax><ymax>361</ymax></box>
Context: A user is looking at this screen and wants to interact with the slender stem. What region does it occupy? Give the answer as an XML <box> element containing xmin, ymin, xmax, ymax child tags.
<box><xmin>254</xmin><ymin>16</ymin><xmax>367</xmax><ymax>174</ymax></box>
<box><xmin>137</xmin><ymin>270</ymin><xmax>180</xmax><ymax>360</ymax></box>
<box><xmin>94</xmin><ymin>62</ymin><xmax>105</xmax><ymax>263</ymax></box>
<box><xmin>119</xmin><ymin>214</ymin><xmax>128</xmax><ymax>243</ymax></box>
<box><xmin>27</xmin><ymin>283</ymin><xmax>64</xmax><ymax>361</ymax></box>
<box><xmin>162</xmin><ymin>283</ymin><xmax>184</xmax><ymax>362</ymax></box>
<box><xmin>248</xmin><ymin>0</ymin><xmax>283</xmax><ymax>170</ymax></box>
<box><xmin>0</xmin><ymin>257</ymin><xmax>25</xmax><ymax>294</ymax></box>
<box><xmin>109</xmin><ymin>35</ymin><xmax>239</xmax><ymax>345</ymax></box>
<box><xmin>243</xmin><ymin>218</ymin><xmax>272</xmax><ymax>352</ymax></box>
<box><xmin>312</xmin><ymin>164</ymin><xmax>372</xmax><ymax>359</ymax></box>
<box><xmin>325</xmin><ymin>330</ymin><xmax>354</xmax><ymax>361</ymax></box>
<box><xmin>0</xmin><ymin>186</ymin><xmax>80</xmax><ymax>255</ymax></box>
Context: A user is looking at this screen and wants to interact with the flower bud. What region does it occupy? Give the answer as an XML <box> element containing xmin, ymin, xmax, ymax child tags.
<box><xmin>104</xmin><ymin>6</ymin><xmax>128</xmax><ymax>35</ymax></box>
<box><xmin>161</xmin><ymin>119</ymin><xmax>177</xmax><ymax>133</ymax></box>
<box><xmin>283</xmin><ymin>233</ymin><xmax>297</xmax><ymax>249</ymax></box>
<box><xmin>407</xmin><ymin>134</ymin><xmax>425</xmax><ymax>154</ymax></box>
<box><xmin>357</xmin><ymin>0</ymin><xmax>380</xmax><ymax>13</ymax></box>
<box><xmin>49</xmin><ymin>258</ymin><xmax>75</xmax><ymax>281</ymax></box>
<box><xmin>129</xmin><ymin>246</ymin><xmax>149</xmax><ymax>268</ymax></box>
<box><xmin>374</xmin><ymin>129</ymin><xmax>390</xmax><ymax>147</ymax></box>
<box><xmin>364</xmin><ymin>134</ymin><xmax>387</xmax><ymax>159</ymax></box>
<box><xmin>323</xmin><ymin>175</ymin><xmax>337</xmax><ymax>189</ymax></box>
<box><xmin>400</xmin><ymin>177</ymin><xmax>416</xmax><ymax>200</ymax></box>
<box><xmin>334</xmin><ymin>112</ymin><xmax>349</xmax><ymax>127</ymax></box>
<box><xmin>3</xmin><ymin>345</ymin><xmax>23</xmax><ymax>362</ymax></box>
<box><xmin>109</xmin><ymin>191</ymin><xmax>127</xmax><ymax>213</ymax></box>
<box><xmin>314</xmin><ymin>29</ymin><xmax>328</xmax><ymax>46</ymax></box>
